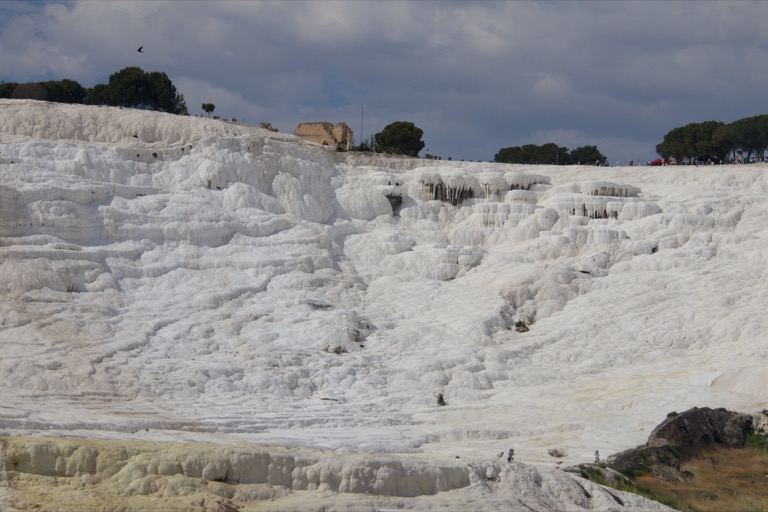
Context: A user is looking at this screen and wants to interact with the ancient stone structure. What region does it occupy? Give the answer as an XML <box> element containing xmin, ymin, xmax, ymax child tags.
<box><xmin>294</xmin><ymin>122</ymin><xmax>353</xmax><ymax>150</ymax></box>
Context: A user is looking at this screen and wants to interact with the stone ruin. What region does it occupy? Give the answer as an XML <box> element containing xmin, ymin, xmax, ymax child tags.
<box><xmin>259</xmin><ymin>122</ymin><xmax>279</xmax><ymax>132</ymax></box>
<box><xmin>294</xmin><ymin>122</ymin><xmax>353</xmax><ymax>151</ymax></box>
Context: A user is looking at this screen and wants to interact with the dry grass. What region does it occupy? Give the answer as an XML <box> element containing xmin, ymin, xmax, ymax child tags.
<box><xmin>631</xmin><ymin>446</ymin><xmax>768</xmax><ymax>512</ymax></box>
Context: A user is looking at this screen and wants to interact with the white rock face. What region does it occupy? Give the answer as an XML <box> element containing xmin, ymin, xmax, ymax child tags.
<box><xmin>1</xmin><ymin>99</ymin><xmax>765</xmax><ymax>509</ymax></box>
<box><xmin>0</xmin><ymin>437</ymin><xmax>670</xmax><ymax>511</ymax></box>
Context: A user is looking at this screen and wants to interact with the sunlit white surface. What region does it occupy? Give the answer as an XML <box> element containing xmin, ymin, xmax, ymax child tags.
<box><xmin>1</xmin><ymin>99</ymin><xmax>765</xmax><ymax>510</ymax></box>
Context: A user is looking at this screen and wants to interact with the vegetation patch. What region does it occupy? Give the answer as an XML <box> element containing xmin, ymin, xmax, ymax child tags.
<box><xmin>576</xmin><ymin>463</ymin><xmax>679</xmax><ymax>510</ymax></box>
<box><xmin>597</xmin><ymin>424</ymin><xmax>768</xmax><ymax>511</ymax></box>
<box><xmin>744</xmin><ymin>427</ymin><xmax>768</xmax><ymax>451</ymax></box>
<box><xmin>629</xmin><ymin>446</ymin><xmax>768</xmax><ymax>512</ymax></box>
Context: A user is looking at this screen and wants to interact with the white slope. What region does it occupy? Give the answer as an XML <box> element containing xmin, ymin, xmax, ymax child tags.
<box><xmin>1</xmin><ymin>99</ymin><xmax>765</xmax><ymax>510</ymax></box>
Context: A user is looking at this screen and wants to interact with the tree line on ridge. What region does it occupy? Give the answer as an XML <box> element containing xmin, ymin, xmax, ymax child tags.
<box><xmin>493</xmin><ymin>143</ymin><xmax>607</xmax><ymax>166</ymax></box>
<box><xmin>1</xmin><ymin>66</ymin><xmax>187</xmax><ymax>115</ymax></box>
<box><xmin>656</xmin><ymin>116</ymin><xmax>768</xmax><ymax>164</ymax></box>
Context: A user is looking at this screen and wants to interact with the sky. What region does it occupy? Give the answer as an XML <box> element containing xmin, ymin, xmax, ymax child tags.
<box><xmin>2</xmin><ymin>0</ymin><xmax>768</xmax><ymax>165</ymax></box>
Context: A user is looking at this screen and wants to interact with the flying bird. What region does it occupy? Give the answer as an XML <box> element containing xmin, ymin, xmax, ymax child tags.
<box><xmin>137</xmin><ymin>46</ymin><xmax>144</xmax><ymax>53</ymax></box>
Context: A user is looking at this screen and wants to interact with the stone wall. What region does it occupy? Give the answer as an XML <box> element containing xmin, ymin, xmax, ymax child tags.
<box><xmin>294</xmin><ymin>122</ymin><xmax>353</xmax><ymax>150</ymax></box>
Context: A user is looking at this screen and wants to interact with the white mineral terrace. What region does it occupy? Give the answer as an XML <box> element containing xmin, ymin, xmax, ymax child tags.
<box><xmin>0</xmin><ymin>99</ymin><xmax>765</xmax><ymax>510</ymax></box>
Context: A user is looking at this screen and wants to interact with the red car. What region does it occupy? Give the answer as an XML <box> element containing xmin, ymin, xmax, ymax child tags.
<box><xmin>648</xmin><ymin>158</ymin><xmax>676</xmax><ymax>166</ymax></box>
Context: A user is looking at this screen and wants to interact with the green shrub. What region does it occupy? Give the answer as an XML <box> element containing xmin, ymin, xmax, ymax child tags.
<box><xmin>745</xmin><ymin>429</ymin><xmax>768</xmax><ymax>451</ymax></box>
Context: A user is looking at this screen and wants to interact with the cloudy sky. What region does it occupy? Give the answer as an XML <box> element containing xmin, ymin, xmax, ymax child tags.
<box><xmin>2</xmin><ymin>0</ymin><xmax>768</xmax><ymax>164</ymax></box>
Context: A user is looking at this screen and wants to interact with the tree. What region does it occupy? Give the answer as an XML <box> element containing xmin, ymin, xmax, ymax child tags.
<box><xmin>494</xmin><ymin>142</ymin><xmax>603</xmax><ymax>165</ymax></box>
<box><xmin>40</xmin><ymin>79</ymin><xmax>87</xmax><ymax>104</ymax></box>
<box><xmin>107</xmin><ymin>66</ymin><xmax>149</xmax><ymax>108</ymax></box>
<box><xmin>657</xmin><ymin>120</ymin><xmax>736</xmax><ymax>163</ymax></box>
<box><xmin>10</xmin><ymin>82</ymin><xmax>47</xmax><ymax>100</ymax></box>
<box><xmin>0</xmin><ymin>69</ymin><xmax>186</xmax><ymax>114</ymax></box>
<box><xmin>374</xmin><ymin>121</ymin><xmax>425</xmax><ymax>156</ymax></box>
<box><xmin>692</xmin><ymin>121</ymin><xmax>725</xmax><ymax>162</ymax></box>
<box><xmin>85</xmin><ymin>67</ymin><xmax>187</xmax><ymax>114</ymax></box>
<box><xmin>711</xmin><ymin>124</ymin><xmax>736</xmax><ymax>162</ymax></box>
<box><xmin>569</xmin><ymin>145</ymin><xmax>607</xmax><ymax>166</ymax></box>
<box><xmin>496</xmin><ymin>144</ymin><xmax>550</xmax><ymax>164</ymax></box>
<box><xmin>145</xmin><ymin>71</ymin><xmax>186</xmax><ymax>114</ymax></box>
<box><xmin>0</xmin><ymin>81</ymin><xmax>17</xmax><ymax>98</ymax></box>
<box><xmin>657</xmin><ymin>125</ymin><xmax>687</xmax><ymax>163</ymax></box>
<box><xmin>85</xmin><ymin>84</ymin><xmax>111</xmax><ymax>106</ymax></box>
<box><xmin>202</xmin><ymin>103</ymin><xmax>215</xmax><ymax>117</ymax></box>
<box><xmin>494</xmin><ymin>146</ymin><xmax>524</xmax><ymax>163</ymax></box>
<box><xmin>540</xmin><ymin>142</ymin><xmax>567</xmax><ymax>165</ymax></box>
<box><xmin>731</xmin><ymin>115</ymin><xmax>768</xmax><ymax>162</ymax></box>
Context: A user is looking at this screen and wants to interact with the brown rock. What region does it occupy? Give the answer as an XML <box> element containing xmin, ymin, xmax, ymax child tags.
<box><xmin>608</xmin><ymin>407</ymin><xmax>754</xmax><ymax>480</ymax></box>
<box><xmin>648</xmin><ymin>407</ymin><xmax>753</xmax><ymax>452</ymax></box>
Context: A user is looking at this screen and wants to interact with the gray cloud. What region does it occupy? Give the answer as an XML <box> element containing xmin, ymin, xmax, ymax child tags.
<box><xmin>2</xmin><ymin>0</ymin><xmax>768</xmax><ymax>164</ymax></box>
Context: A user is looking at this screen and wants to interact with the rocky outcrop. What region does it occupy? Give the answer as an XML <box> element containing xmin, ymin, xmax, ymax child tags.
<box><xmin>648</xmin><ymin>407</ymin><xmax>753</xmax><ymax>451</ymax></box>
<box><xmin>608</xmin><ymin>407</ymin><xmax>754</xmax><ymax>480</ymax></box>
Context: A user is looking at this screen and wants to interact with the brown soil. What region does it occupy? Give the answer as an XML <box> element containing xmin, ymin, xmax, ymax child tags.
<box><xmin>630</xmin><ymin>446</ymin><xmax>768</xmax><ymax>512</ymax></box>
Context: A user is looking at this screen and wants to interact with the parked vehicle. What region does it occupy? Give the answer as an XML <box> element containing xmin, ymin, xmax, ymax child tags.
<box><xmin>648</xmin><ymin>157</ymin><xmax>676</xmax><ymax>166</ymax></box>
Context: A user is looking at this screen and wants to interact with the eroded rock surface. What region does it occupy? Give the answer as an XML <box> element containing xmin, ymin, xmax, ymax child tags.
<box><xmin>0</xmin><ymin>436</ymin><xmax>674</xmax><ymax>511</ymax></box>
